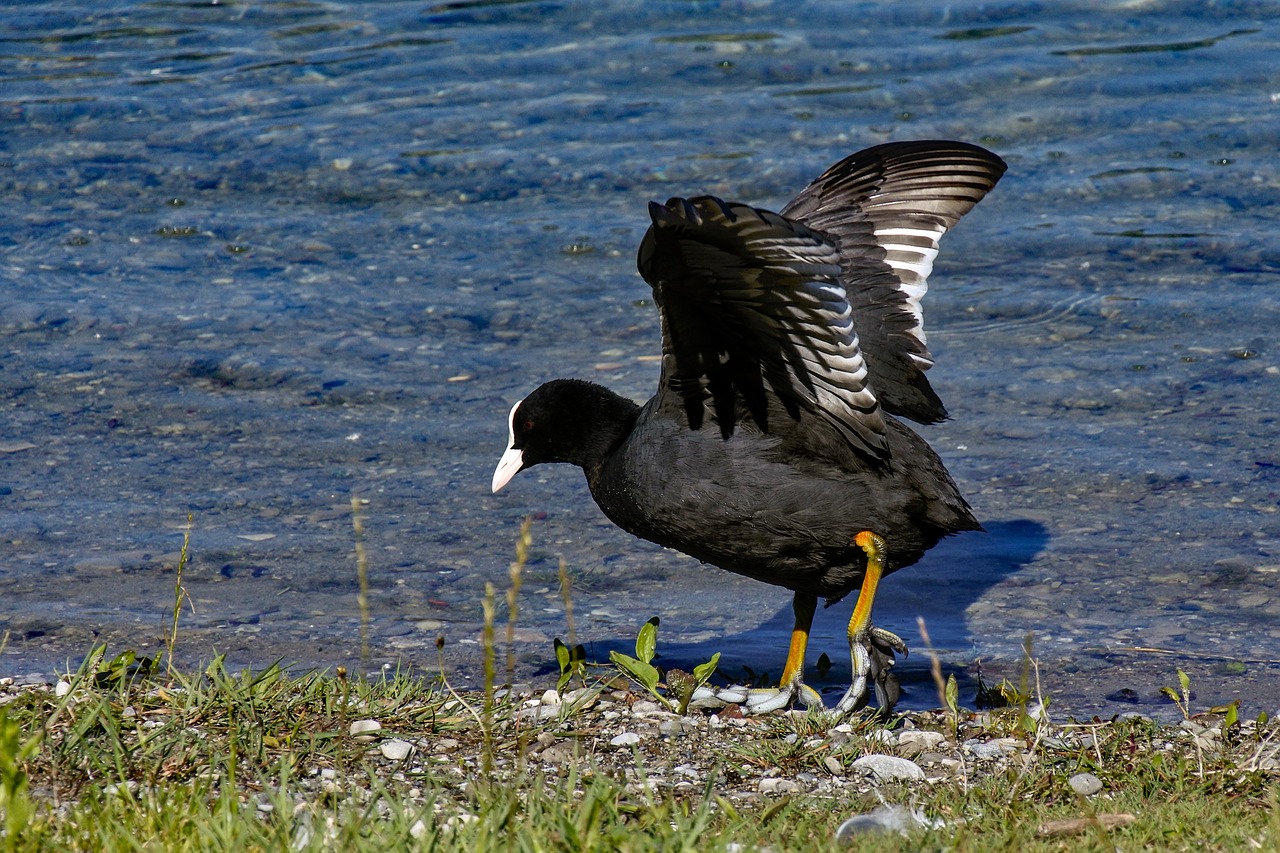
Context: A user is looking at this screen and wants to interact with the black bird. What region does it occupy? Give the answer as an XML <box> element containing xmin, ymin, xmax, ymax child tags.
<box><xmin>492</xmin><ymin>141</ymin><xmax>1005</xmax><ymax>714</ymax></box>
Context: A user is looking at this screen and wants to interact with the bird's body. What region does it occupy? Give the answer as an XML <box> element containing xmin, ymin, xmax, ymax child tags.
<box><xmin>493</xmin><ymin>140</ymin><xmax>1005</xmax><ymax>714</ymax></box>
<box><xmin>530</xmin><ymin>378</ymin><xmax>978</xmax><ymax>601</ymax></box>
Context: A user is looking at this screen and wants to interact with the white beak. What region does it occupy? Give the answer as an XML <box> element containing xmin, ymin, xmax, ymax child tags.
<box><xmin>491</xmin><ymin>399</ymin><xmax>524</xmax><ymax>493</ymax></box>
<box><xmin>491</xmin><ymin>446</ymin><xmax>524</xmax><ymax>493</ymax></box>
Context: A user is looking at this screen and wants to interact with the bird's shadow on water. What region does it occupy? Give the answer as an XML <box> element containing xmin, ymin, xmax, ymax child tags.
<box><xmin>585</xmin><ymin>519</ymin><xmax>1049</xmax><ymax>710</ymax></box>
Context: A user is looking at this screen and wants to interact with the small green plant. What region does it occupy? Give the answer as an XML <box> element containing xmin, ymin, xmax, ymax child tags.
<box><xmin>984</xmin><ymin>636</ymin><xmax>1052</xmax><ymax>740</ymax></box>
<box><xmin>608</xmin><ymin>618</ymin><xmax>719</xmax><ymax>714</ymax></box>
<box><xmin>1161</xmin><ymin>669</ymin><xmax>1193</xmax><ymax>720</ymax></box>
<box><xmin>87</xmin><ymin>646</ymin><xmax>159</xmax><ymax>691</ymax></box>
<box><xmin>944</xmin><ymin>672</ymin><xmax>960</xmax><ymax>717</ymax></box>
<box><xmin>666</xmin><ymin>654</ymin><xmax>722</xmax><ymax>716</ymax></box>
<box><xmin>610</xmin><ymin>617</ymin><xmax>665</xmax><ymax>706</ymax></box>
<box><xmin>554</xmin><ymin>638</ymin><xmax>588</xmax><ymax>691</ymax></box>
<box><xmin>1223</xmin><ymin>700</ymin><xmax>1239</xmax><ymax>736</ymax></box>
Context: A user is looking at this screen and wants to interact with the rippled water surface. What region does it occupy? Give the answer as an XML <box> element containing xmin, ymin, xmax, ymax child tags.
<box><xmin>3</xmin><ymin>0</ymin><xmax>1279</xmax><ymax>720</ymax></box>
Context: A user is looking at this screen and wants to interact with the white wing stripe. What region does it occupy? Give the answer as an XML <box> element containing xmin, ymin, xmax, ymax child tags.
<box><xmin>878</xmin><ymin>244</ymin><xmax>939</xmax><ymax>280</ymax></box>
<box><xmin>874</xmin><ymin>226</ymin><xmax>945</xmax><ymax>241</ymax></box>
<box><xmin>873</xmin><ymin>222</ymin><xmax>942</xmax><ymax>350</ymax></box>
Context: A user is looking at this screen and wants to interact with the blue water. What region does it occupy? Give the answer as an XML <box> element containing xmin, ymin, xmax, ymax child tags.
<box><xmin>2</xmin><ymin>0</ymin><xmax>1278</xmax><ymax>720</ymax></box>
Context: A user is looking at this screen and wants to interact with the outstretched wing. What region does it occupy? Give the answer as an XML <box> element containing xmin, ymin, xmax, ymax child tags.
<box><xmin>781</xmin><ymin>141</ymin><xmax>1006</xmax><ymax>423</ymax></box>
<box><xmin>637</xmin><ymin>195</ymin><xmax>890</xmax><ymax>461</ymax></box>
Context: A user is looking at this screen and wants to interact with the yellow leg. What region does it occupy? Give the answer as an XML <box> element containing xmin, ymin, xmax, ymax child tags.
<box><xmin>849</xmin><ymin>531</ymin><xmax>887</xmax><ymax>641</ymax></box>
<box><xmin>835</xmin><ymin>530</ymin><xmax>907</xmax><ymax>715</ymax></box>
<box><xmin>779</xmin><ymin>592</ymin><xmax>817</xmax><ymax>688</ymax></box>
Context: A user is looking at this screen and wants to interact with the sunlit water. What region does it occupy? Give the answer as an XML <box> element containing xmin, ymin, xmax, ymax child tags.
<box><xmin>3</xmin><ymin>0</ymin><xmax>1278</xmax><ymax>721</ymax></box>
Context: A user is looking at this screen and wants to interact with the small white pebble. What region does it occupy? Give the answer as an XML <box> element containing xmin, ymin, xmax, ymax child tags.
<box><xmin>836</xmin><ymin>804</ymin><xmax>938</xmax><ymax>839</ymax></box>
<box><xmin>852</xmin><ymin>754</ymin><xmax>926</xmax><ymax>782</ymax></box>
<box><xmin>897</xmin><ymin>730</ymin><xmax>946</xmax><ymax>757</ymax></box>
<box><xmin>967</xmin><ymin>740</ymin><xmax>1010</xmax><ymax>760</ymax></box>
<box><xmin>1068</xmin><ymin>772</ymin><xmax>1104</xmax><ymax>797</ymax></box>
<box><xmin>380</xmin><ymin>739</ymin><xmax>414</xmax><ymax>761</ymax></box>
<box><xmin>55</xmin><ymin>680</ymin><xmax>72</xmax><ymax>697</ymax></box>
<box><xmin>758</xmin><ymin>777</ymin><xmax>803</xmax><ymax>794</ymax></box>
<box><xmin>443</xmin><ymin>813</ymin><xmax>478</xmax><ymax>831</ymax></box>
<box><xmin>349</xmin><ymin>719</ymin><xmax>382</xmax><ymax>741</ymax></box>
<box><xmin>540</xmin><ymin>688</ymin><xmax>561</xmax><ymax>706</ymax></box>
<box><xmin>610</xmin><ymin>732</ymin><xmax>641</xmax><ymax>747</ymax></box>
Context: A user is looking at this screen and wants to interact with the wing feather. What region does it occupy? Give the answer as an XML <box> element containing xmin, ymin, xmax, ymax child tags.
<box><xmin>781</xmin><ymin>140</ymin><xmax>1006</xmax><ymax>423</ymax></box>
<box><xmin>637</xmin><ymin>196</ymin><xmax>890</xmax><ymax>460</ymax></box>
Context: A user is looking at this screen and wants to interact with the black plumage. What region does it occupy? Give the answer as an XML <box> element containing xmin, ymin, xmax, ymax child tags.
<box><xmin>493</xmin><ymin>140</ymin><xmax>1006</xmax><ymax>712</ymax></box>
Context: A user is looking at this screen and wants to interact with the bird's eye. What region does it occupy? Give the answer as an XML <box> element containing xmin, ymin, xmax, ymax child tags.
<box><xmin>521</xmin><ymin>418</ymin><xmax>535</xmax><ymax>432</ymax></box>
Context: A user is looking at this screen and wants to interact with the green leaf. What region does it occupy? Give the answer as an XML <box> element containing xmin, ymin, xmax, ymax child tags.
<box><xmin>945</xmin><ymin>673</ymin><xmax>959</xmax><ymax>714</ymax></box>
<box><xmin>555</xmin><ymin>640</ymin><xmax>586</xmax><ymax>691</ymax></box>
<box><xmin>693</xmin><ymin>652</ymin><xmax>720</xmax><ymax>687</ymax></box>
<box><xmin>1159</xmin><ymin>686</ymin><xmax>1179</xmax><ymax>703</ymax></box>
<box><xmin>1177</xmin><ymin>669</ymin><xmax>1191</xmax><ymax>696</ymax></box>
<box><xmin>636</xmin><ymin>617</ymin><xmax>660</xmax><ymax>665</ymax></box>
<box><xmin>610</xmin><ymin>651</ymin><xmax>660</xmax><ymax>693</ymax></box>
<box><xmin>1224</xmin><ymin>702</ymin><xmax>1238</xmax><ymax>729</ymax></box>
<box><xmin>0</xmin><ymin>709</ymin><xmax>34</xmax><ymax>841</ymax></box>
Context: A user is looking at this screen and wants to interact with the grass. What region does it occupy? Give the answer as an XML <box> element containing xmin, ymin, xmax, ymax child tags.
<box><xmin>2</xmin><ymin>520</ymin><xmax>1278</xmax><ymax>851</ymax></box>
<box><xmin>1</xmin><ymin>656</ymin><xmax>1278</xmax><ymax>852</ymax></box>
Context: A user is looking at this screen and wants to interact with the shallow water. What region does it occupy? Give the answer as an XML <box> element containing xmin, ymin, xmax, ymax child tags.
<box><xmin>2</xmin><ymin>0</ymin><xmax>1278</xmax><ymax>721</ymax></box>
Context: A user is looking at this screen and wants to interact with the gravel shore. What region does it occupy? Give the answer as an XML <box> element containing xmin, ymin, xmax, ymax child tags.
<box><xmin>7</xmin><ymin>672</ymin><xmax>1279</xmax><ymax>845</ymax></box>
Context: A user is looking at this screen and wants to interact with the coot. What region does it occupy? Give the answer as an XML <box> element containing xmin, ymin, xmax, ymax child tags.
<box><xmin>493</xmin><ymin>141</ymin><xmax>1005</xmax><ymax>714</ymax></box>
